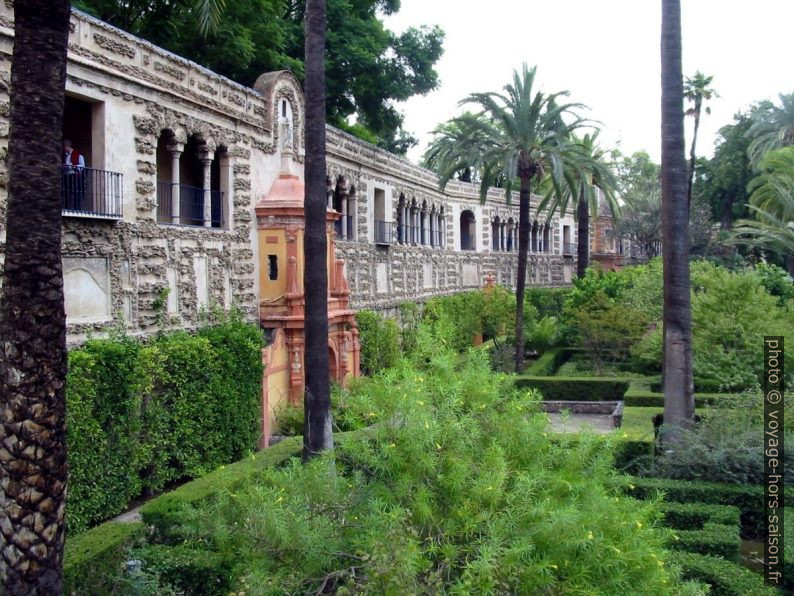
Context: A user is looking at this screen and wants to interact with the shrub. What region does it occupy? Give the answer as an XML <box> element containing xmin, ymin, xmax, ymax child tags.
<box><xmin>514</xmin><ymin>376</ymin><xmax>630</xmax><ymax>401</ymax></box>
<box><xmin>669</xmin><ymin>551</ymin><xmax>776</xmax><ymax>595</ymax></box>
<box><xmin>754</xmin><ymin>261</ymin><xmax>794</xmax><ymax>306</ymax></box>
<box><xmin>65</xmin><ymin>314</ymin><xmax>263</xmax><ymax>533</ymax></box>
<box><xmin>397</xmin><ymin>301</ymin><xmax>422</xmax><ymax>355</ymax></box>
<box><xmin>356</xmin><ymin>309</ymin><xmax>400</xmax><ymax>375</ymax></box>
<box><xmin>523</xmin><ymin>347</ymin><xmax>576</xmax><ymax>376</ymax></box>
<box><xmin>64</xmin><ymin>521</ymin><xmax>144</xmax><ymax>595</ymax></box>
<box><xmin>136</xmin><ymin>544</ymin><xmax>233</xmax><ymax>595</ymax></box>
<box><xmin>525</xmin><ymin>315</ymin><xmax>559</xmax><ymax>354</ymax></box>
<box><xmin>168</xmin><ymin>347</ymin><xmax>690</xmax><ymax>594</ymax></box>
<box><xmin>570</xmin><ymin>290</ymin><xmax>649</xmax><ymax>374</ymax></box>
<box><xmin>623</xmin><ymin>392</ymin><xmax>747</xmax><ymax>408</ymax></box>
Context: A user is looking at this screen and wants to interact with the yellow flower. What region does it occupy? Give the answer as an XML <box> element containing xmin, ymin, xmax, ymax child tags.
<box><xmin>628</xmin><ymin>483</ymin><xmax>635</xmax><ymax>490</ymax></box>
<box><xmin>587</xmin><ymin>531</ymin><xmax>594</xmax><ymax>540</ymax></box>
<box><xmin>388</xmin><ymin>443</ymin><xmax>396</xmax><ymax>448</ymax></box>
<box><xmin>417</xmin><ymin>400</ymin><xmax>424</xmax><ymax>406</ymax></box>
<box><xmin>636</xmin><ymin>521</ymin><xmax>643</xmax><ymax>529</ymax></box>
<box><xmin>549</xmin><ymin>564</ymin><xmax>558</xmax><ymax>569</ymax></box>
<box><xmin>611</xmin><ymin>546</ymin><xmax>622</xmax><ymax>554</ymax></box>
<box><xmin>436</xmin><ymin>443</ymin><xmax>442</xmax><ymax>450</ymax></box>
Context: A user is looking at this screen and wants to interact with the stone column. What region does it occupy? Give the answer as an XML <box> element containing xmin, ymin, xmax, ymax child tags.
<box><xmin>168</xmin><ymin>142</ymin><xmax>183</xmax><ymax>224</ymax></box>
<box><xmin>341</xmin><ymin>191</ymin><xmax>349</xmax><ymax>238</ymax></box>
<box><xmin>200</xmin><ymin>152</ymin><xmax>213</xmax><ymax>227</ymax></box>
<box><xmin>429</xmin><ymin>211</ymin><xmax>435</xmax><ymax>247</ymax></box>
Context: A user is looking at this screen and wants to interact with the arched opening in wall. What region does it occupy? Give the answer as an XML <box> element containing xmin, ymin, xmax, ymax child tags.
<box><xmin>507</xmin><ymin>217</ymin><xmax>515</xmax><ymax>251</ymax></box>
<box><xmin>543</xmin><ymin>224</ymin><xmax>550</xmax><ymax>253</ymax></box>
<box><xmin>180</xmin><ymin>135</ymin><xmax>207</xmax><ymax>226</ymax></box>
<box><xmin>331</xmin><ymin>176</ymin><xmax>352</xmax><ymax>240</ymax></box>
<box><xmin>438</xmin><ymin>207</ymin><xmax>445</xmax><ymax>248</ymax></box>
<box><xmin>210</xmin><ymin>146</ymin><xmax>228</xmax><ymax>228</ymax></box>
<box><xmin>492</xmin><ymin>216</ymin><xmax>501</xmax><ymax>251</ymax></box>
<box><xmin>531</xmin><ymin>221</ymin><xmax>538</xmax><ymax>252</ymax></box>
<box><xmin>347</xmin><ymin>186</ymin><xmax>357</xmax><ymax>241</ymax></box>
<box><xmin>562</xmin><ymin>225</ymin><xmax>572</xmax><ymax>255</ymax></box>
<box><xmin>328</xmin><ymin>345</ymin><xmax>339</xmax><ymax>384</ymax></box>
<box><xmin>156</xmin><ymin>129</ymin><xmax>176</xmax><ymax>223</ymax></box>
<box><xmin>460</xmin><ymin>209</ymin><xmax>476</xmax><ymax>251</ymax></box>
<box><xmin>421</xmin><ymin>200</ymin><xmax>429</xmax><ymax>245</ymax></box>
<box><xmin>278</xmin><ymin>98</ymin><xmax>294</xmax><ymax>151</ymax></box>
<box><xmin>373</xmin><ymin>187</ymin><xmax>391</xmax><ymax>244</ymax></box>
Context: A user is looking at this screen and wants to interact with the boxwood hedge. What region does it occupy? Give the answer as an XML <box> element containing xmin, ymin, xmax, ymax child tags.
<box><xmin>514</xmin><ymin>376</ymin><xmax>629</xmax><ymax>401</ymax></box>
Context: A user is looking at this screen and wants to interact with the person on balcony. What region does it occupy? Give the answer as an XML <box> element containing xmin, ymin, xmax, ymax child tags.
<box><xmin>62</xmin><ymin>139</ymin><xmax>86</xmax><ymax>210</ymax></box>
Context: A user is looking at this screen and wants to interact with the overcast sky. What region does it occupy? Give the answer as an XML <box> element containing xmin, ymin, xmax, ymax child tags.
<box><xmin>383</xmin><ymin>0</ymin><xmax>794</xmax><ymax>165</ymax></box>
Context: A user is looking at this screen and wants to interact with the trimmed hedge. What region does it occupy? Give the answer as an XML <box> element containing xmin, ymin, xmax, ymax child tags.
<box><xmin>137</xmin><ymin>544</ymin><xmax>233</xmax><ymax>595</ymax></box>
<box><xmin>514</xmin><ymin>376</ymin><xmax>629</xmax><ymax>401</ymax></box>
<box><xmin>623</xmin><ymin>391</ymin><xmax>748</xmax><ymax>408</ymax></box>
<box><xmin>64</xmin><ymin>521</ymin><xmax>144</xmax><ymax>595</ymax></box>
<box><xmin>524</xmin><ymin>347</ymin><xmax>579</xmax><ymax>376</ymax></box>
<box><xmin>141</xmin><ymin>436</ymin><xmax>302</xmax><ymax>536</ymax></box>
<box><xmin>626</xmin><ymin>475</ymin><xmax>794</xmax><ymax>535</ymax></box>
<box><xmin>67</xmin><ymin>316</ymin><xmax>263</xmax><ymax>533</ymax></box>
<box><xmin>669</xmin><ymin>551</ymin><xmax>776</xmax><ymax>595</ymax></box>
<box><xmin>672</xmin><ymin>523</ymin><xmax>740</xmax><ymax>561</ymax></box>
<box><xmin>660</xmin><ymin>502</ymin><xmax>741</xmax><ymax>530</ymax></box>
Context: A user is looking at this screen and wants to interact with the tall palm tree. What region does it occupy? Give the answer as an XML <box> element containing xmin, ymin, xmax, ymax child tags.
<box><xmin>660</xmin><ymin>0</ymin><xmax>695</xmax><ymax>440</ymax></box>
<box><xmin>302</xmin><ymin>0</ymin><xmax>333</xmax><ymax>460</ymax></box>
<box><xmin>425</xmin><ymin>65</ymin><xmax>586</xmax><ymax>372</ymax></box>
<box><xmin>540</xmin><ymin>132</ymin><xmax>619</xmax><ymax>278</ymax></box>
<box><xmin>747</xmin><ymin>92</ymin><xmax>794</xmax><ymax>167</ymax></box>
<box><xmin>0</xmin><ymin>1</ymin><xmax>72</xmax><ymax>593</ymax></box>
<box><xmin>684</xmin><ymin>71</ymin><xmax>716</xmax><ymax>208</ymax></box>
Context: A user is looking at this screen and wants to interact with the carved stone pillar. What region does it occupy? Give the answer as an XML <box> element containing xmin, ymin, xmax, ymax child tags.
<box><xmin>200</xmin><ymin>153</ymin><xmax>213</xmax><ymax>227</ymax></box>
<box><xmin>167</xmin><ymin>143</ymin><xmax>183</xmax><ymax>224</ymax></box>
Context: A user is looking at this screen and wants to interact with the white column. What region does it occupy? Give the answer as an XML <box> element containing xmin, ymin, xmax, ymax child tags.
<box><xmin>168</xmin><ymin>143</ymin><xmax>183</xmax><ymax>224</ymax></box>
<box><xmin>201</xmin><ymin>154</ymin><xmax>213</xmax><ymax>227</ymax></box>
<box><xmin>341</xmin><ymin>191</ymin><xmax>348</xmax><ymax>238</ymax></box>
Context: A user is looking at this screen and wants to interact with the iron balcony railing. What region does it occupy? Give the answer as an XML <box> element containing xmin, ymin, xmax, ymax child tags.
<box><xmin>374</xmin><ymin>220</ymin><xmax>395</xmax><ymax>245</ymax></box>
<box><xmin>62</xmin><ymin>167</ymin><xmax>123</xmax><ymax>219</ymax></box>
<box><xmin>563</xmin><ymin>242</ymin><xmax>576</xmax><ymax>256</ymax></box>
<box><xmin>334</xmin><ymin>215</ymin><xmax>353</xmax><ymax>240</ymax></box>
<box><xmin>157</xmin><ymin>182</ymin><xmax>224</xmax><ymax>227</ymax></box>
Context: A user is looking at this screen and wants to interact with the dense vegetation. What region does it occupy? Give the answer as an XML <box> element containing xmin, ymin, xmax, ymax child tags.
<box><xmin>66</xmin><ymin>313</ymin><xmax>263</xmax><ymax>533</ymax></box>
<box><xmin>127</xmin><ymin>324</ymin><xmax>701</xmax><ymax>594</ymax></box>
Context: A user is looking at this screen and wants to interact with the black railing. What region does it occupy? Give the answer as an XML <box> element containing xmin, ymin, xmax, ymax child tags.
<box><xmin>62</xmin><ymin>167</ymin><xmax>123</xmax><ymax>219</ymax></box>
<box><xmin>563</xmin><ymin>242</ymin><xmax>576</xmax><ymax>256</ymax></box>
<box><xmin>156</xmin><ymin>182</ymin><xmax>223</xmax><ymax>227</ymax></box>
<box><xmin>374</xmin><ymin>220</ymin><xmax>395</xmax><ymax>245</ymax></box>
<box><xmin>334</xmin><ymin>215</ymin><xmax>353</xmax><ymax>240</ymax></box>
<box><xmin>461</xmin><ymin>234</ymin><xmax>476</xmax><ymax>251</ymax></box>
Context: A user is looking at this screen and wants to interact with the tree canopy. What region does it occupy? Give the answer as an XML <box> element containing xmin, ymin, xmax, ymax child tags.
<box><xmin>75</xmin><ymin>0</ymin><xmax>444</xmax><ymax>154</ymax></box>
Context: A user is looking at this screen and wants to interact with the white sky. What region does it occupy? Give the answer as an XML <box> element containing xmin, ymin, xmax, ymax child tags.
<box><xmin>383</xmin><ymin>0</ymin><xmax>794</xmax><ymax>165</ymax></box>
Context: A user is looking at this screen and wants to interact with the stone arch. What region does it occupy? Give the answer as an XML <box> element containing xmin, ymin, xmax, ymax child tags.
<box><xmin>253</xmin><ymin>70</ymin><xmax>305</xmax><ymax>152</ymax></box>
<box><xmin>460</xmin><ymin>209</ymin><xmax>476</xmax><ymax>251</ymax></box>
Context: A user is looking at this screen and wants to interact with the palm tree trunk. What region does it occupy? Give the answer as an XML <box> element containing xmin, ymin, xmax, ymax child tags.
<box><xmin>302</xmin><ymin>0</ymin><xmax>333</xmax><ymax>460</ymax></box>
<box><xmin>686</xmin><ymin>102</ymin><xmax>701</xmax><ymax>210</ymax></box>
<box><xmin>719</xmin><ymin>194</ymin><xmax>733</xmax><ymax>230</ymax></box>
<box><xmin>0</xmin><ymin>1</ymin><xmax>71</xmax><ymax>593</ymax></box>
<box><xmin>576</xmin><ymin>189</ymin><xmax>589</xmax><ymax>278</ymax></box>
<box><xmin>660</xmin><ymin>0</ymin><xmax>695</xmax><ymax>443</ymax></box>
<box><xmin>514</xmin><ymin>176</ymin><xmax>531</xmax><ymax>373</ymax></box>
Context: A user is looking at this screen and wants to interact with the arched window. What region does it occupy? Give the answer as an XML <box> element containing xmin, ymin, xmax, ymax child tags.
<box><xmin>460</xmin><ymin>210</ymin><xmax>476</xmax><ymax>251</ymax></box>
<box><xmin>492</xmin><ymin>216</ymin><xmax>501</xmax><ymax>251</ymax></box>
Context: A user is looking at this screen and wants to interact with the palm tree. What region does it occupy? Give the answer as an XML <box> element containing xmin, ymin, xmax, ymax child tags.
<box><xmin>540</xmin><ymin>132</ymin><xmax>619</xmax><ymax>278</ymax></box>
<box><xmin>684</xmin><ymin>71</ymin><xmax>716</xmax><ymax>207</ymax></box>
<box><xmin>0</xmin><ymin>1</ymin><xmax>71</xmax><ymax>593</ymax></box>
<box><xmin>660</xmin><ymin>0</ymin><xmax>695</xmax><ymax>440</ymax></box>
<box><xmin>730</xmin><ymin>147</ymin><xmax>794</xmax><ymax>274</ymax></box>
<box><xmin>747</xmin><ymin>92</ymin><xmax>794</xmax><ymax>167</ymax></box>
<box><xmin>302</xmin><ymin>0</ymin><xmax>333</xmax><ymax>460</ymax></box>
<box><xmin>425</xmin><ymin>65</ymin><xmax>586</xmax><ymax>372</ymax></box>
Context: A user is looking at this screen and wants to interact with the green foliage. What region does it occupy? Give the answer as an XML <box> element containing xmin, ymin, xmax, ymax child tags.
<box><xmin>397</xmin><ymin>301</ymin><xmax>422</xmax><ymax>355</ymax></box>
<box><xmin>514</xmin><ymin>376</ymin><xmax>630</xmax><ymax>402</ymax></box>
<box><xmin>670</xmin><ymin>551</ymin><xmax>776</xmax><ymax>596</ymax></box>
<box><xmin>524</xmin><ymin>347</ymin><xmax>576</xmax><ymax>376</ymax></box>
<box><xmin>623</xmin><ymin>391</ymin><xmax>745</xmax><ymax>408</ymax></box>
<box><xmin>64</xmin><ymin>522</ymin><xmax>145</xmax><ymax>595</ymax></box>
<box><xmin>754</xmin><ymin>261</ymin><xmax>794</xmax><ymax>304</ymax></box>
<box><xmin>570</xmin><ymin>290</ymin><xmax>649</xmax><ymax>374</ymax></box>
<box><xmin>524</xmin><ymin>286</ymin><xmax>569</xmax><ymax>319</ymax></box>
<box><xmin>165</xmin><ymin>346</ymin><xmax>688</xmax><ymax>593</ymax></box>
<box><xmin>66</xmin><ymin>314</ymin><xmax>263</xmax><ymax>533</ymax></box>
<box><xmin>660</xmin><ymin>502</ymin><xmax>741</xmax><ymax>530</ymax></box>
<box><xmin>672</xmin><ymin>524</ymin><xmax>739</xmax><ymax>561</ymax></box>
<box><xmin>135</xmin><ymin>544</ymin><xmax>233</xmax><ymax>595</ymax></box>
<box><xmin>525</xmin><ymin>315</ymin><xmax>559</xmax><ymax>355</ymax></box>
<box><xmin>75</xmin><ymin>0</ymin><xmax>444</xmax><ymax>153</ymax></box>
<box><xmin>355</xmin><ymin>309</ymin><xmax>400</xmax><ymax>375</ymax></box>
<box><xmin>628</xmin><ymin>396</ymin><xmax>794</xmax><ymax>486</ymax></box>
<box><xmin>564</xmin><ymin>266</ymin><xmax>627</xmax><ymax>312</ymax></box>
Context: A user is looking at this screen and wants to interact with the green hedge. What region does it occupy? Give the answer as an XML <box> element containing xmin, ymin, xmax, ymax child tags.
<box><xmin>524</xmin><ymin>347</ymin><xmax>579</xmax><ymax>376</ymax></box>
<box><xmin>64</xmin><ymin>521</ymin><xmax>144</xmax><ymax>595</ymax></box>
<box><xmin>627</xmin><ymin>475</ymin><xmax>794</xmax><ymax>535</ymax></box>
<box><xmin>660</xmin><ymin>502</ymin><xmax>741</xmax><ymax>530</ymax></box>
<box><xmin>136</xmin><ymin>544</ymin><xmax>233</xmax><ymax>595</ymax></box>
<box><xmin>669</xmin><ymin>551</ymin><xmax>776</xmax><ymax>595</ymax></box>
<box><xmin>356</xmin><ymin>310</ymin><xmax>400</xmax><ymax>374</ymax></box>
<box><xmin>66</xmin><ymin>316</ymin><xmax>263</xmax><ymax>533</ymax></box>
<box><xmin>672</xmin><ymin>523</ymin><xmax>740</xmax><ymax>561</ymax></box>
<box><xmin>514</xmin><ymin>376</ymin><xmax>629</xmax><ymax>401</ymax></box>
<box><xmin>623</xmin><ymin>391</ymin><xmax>747</xmax><ymax>408</ymax></box>
<box><xmin>141</xmin><ymin>437</ymin><xmax>302</xmax><ymax>537</ymax></box>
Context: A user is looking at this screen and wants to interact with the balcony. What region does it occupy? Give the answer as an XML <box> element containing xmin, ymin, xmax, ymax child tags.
<box><xmin>430</xmin><ymin>229</ymin><xmax>443</xmax><ymax>248</ymax></box>
<box><xmin>563</xmin><ymin>242</ymin><xmax>576</xmax><ymax>256</ymax></box>
<box><xmin>374</xmin><ymin>220</ymin><xmax>395</xmax><ymax>245</ymax></box>
<box><xmin>334</xmin><ymin>215</ymin><xmax>353</xmax><ymax>240</ymax></box>
<box><xmin>62</xmin><ymin>167</ymin><xmax>123</xmax><ymax>219</ymax></box>
<box><xmin>157</xmin><ymin>182</ymin><xmax>224</xmax><ymax>227</ymax></box>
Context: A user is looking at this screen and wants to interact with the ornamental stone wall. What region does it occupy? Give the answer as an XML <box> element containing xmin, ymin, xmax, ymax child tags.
<box><xmin>0</xmin><ymin>6</ymin><xmax>577</xmax><ymax>342</ymax></box>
